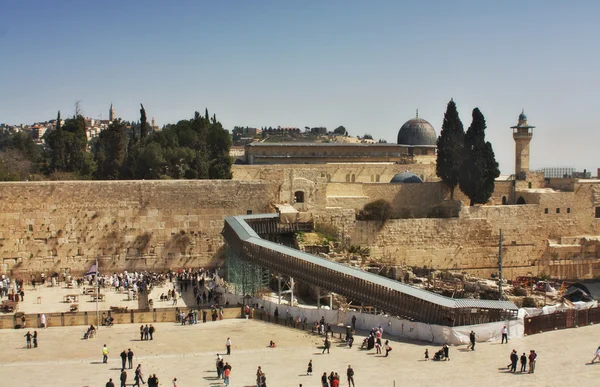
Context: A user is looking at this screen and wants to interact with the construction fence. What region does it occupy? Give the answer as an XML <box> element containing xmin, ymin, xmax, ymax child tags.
<box><xmin>524</xmin><ymin>307</ymin><xmax>600</xmax><ymax>335</ymax></box>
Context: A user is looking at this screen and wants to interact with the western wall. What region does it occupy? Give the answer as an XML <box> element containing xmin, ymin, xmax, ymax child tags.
<box><xmin>0</xmin><ymin>180</ymin><xmax>278</xmax><ymax>277</ymax></box>
<box><xmin>1</xmin><ymin>163</ymin><xmax>600</xmax><ymax>280</ymax></box>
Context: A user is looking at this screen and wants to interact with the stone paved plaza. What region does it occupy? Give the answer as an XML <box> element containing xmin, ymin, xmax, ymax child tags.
<box><xmin>0</xmin><ymin>315</ymin><xmax>599</xmax><ymax>387</ymax></box>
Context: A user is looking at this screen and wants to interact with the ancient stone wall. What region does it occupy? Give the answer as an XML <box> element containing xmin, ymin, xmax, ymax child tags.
<box><xmin>348</xmin><ymin>182</ymin><xmax>600</xmax><ymax>279</ymax></box>
<box><xmin>0</xmin><ymin>180</ymin><xmax>278</xmax><ymax>277</ymax></box>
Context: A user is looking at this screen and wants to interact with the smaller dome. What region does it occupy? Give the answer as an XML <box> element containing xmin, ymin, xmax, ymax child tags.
<box><xmin>519</xmin><ymin>109</ymin><xmax>527</xmax><ymax>121</ymax></box>
<box><xmin>390</xmin><ymin>172</ymin><xmax>423</xmax><ymax>184</ymax></box>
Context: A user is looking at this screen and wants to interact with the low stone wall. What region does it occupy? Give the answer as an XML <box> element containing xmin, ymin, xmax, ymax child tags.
<box><xmin>0</xmin><ymin>306</ymin><xmax>242</xmax><ymax>330</ymax></box>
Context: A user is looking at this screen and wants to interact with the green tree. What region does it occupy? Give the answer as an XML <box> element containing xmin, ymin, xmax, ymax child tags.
<box><xmin>333</xmin><ymin>126</ymin><xmax>347</xmax><ymax>136</ymax></box>
<box><xmin>139</xmin><ymin>104</ymin><xmax>150</xmax><ymax>139</ymax></box>
<box><xmin>436</xmin><ymin>99</ymin><xmax>465</xmax><ymax>199</ymax></box>
<box><xmin>94</xmin><ymin>119</ymin><xmax>127</xmax><ymax>179</ymax></box>
<box><xmin>459</xmin><ymin>108</ymin><xmax>500</xmax><ymax>206</ymax></box>
<box><xmin>62</xmin><ymin>114</ymin><xmax>91</xmax><ymax>176</ymax></box>
<box><xmin>50</xmin><ymin>110</ymin><xmax>66</xmax><ymax>172</ymax></box>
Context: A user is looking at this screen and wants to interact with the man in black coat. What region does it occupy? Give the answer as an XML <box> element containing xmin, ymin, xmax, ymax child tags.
<box><xmin>510</xmin><ymin>350</ymin><xmax>519</xmax><ymax>372</ymax></box>
<box><xmin>127</xmin><ymin>349</ymin><xmax>134</xmax><ymax>369</ymax></box>
<box><xmin>120</xmin><ymin>369</ymin><xmax>127</xmax><ymax>387</ymax></box>
<box><xmin>120</xmin><ymin>350</ymin><xmax>127</xmax><ymax>370</ymax></box>
<box><xmin>469</xmin><ymin>331</ymin><xmax>476</xmax><ymax>351</ymax></box>
<box><xmin>105</xmin><ymin>378</ymin><xmax>115</xmax><ymax>387</ymax></box>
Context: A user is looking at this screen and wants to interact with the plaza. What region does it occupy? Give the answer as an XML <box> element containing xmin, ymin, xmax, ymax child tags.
<box><xmin>0</xmin><ymin>311</ymin><xmax>598</xmax><ymax>386</ymax></box>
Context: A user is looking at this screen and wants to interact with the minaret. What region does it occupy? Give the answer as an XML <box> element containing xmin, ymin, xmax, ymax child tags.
<box><xmin>151</xmin><ymin>117</ymin><xmax>156</xmax><ymax>130</ymax></box>
<box><xmin>109</xmin><ymin>103</ymin><xmax>115</xmax><ymax>122</ymax></box>
<box><xmin>511</xmin><ymin>110</ymin><xmax>535</xmax><ymax>179</ymax></box>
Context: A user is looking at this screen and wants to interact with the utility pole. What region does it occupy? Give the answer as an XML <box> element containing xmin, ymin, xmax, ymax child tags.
<box><xmin>498</xmin><ymin>229</ymin><xmax>503</xmax><ymax>301</ymax></box>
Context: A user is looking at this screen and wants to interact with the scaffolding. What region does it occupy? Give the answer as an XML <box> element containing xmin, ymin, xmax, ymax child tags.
<box><xmin>226</xmin><ymin>246</ymin><xmax>270</xmax><ymax>297</ymax></box>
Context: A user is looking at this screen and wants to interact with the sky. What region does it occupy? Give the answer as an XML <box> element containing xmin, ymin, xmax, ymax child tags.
<box><xmin>1</xmin><ymin>0</ymin><xmax>599</xmax><ymax>174</ymax></box>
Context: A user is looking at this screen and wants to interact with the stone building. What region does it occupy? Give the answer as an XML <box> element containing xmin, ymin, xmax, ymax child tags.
<box><xmin>244</xmin><ymin>114</ymin><xmax>437</xmax><ymax>166</ymax></box>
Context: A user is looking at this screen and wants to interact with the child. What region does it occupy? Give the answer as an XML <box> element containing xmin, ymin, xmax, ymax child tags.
<box><xmin>307</xmin><ymin>359</ymin><xmax>313</xmax><ymax>375</ymax></box>
<box><xmin>424</xmin><ymin>348</ymin><xmax>429</xmax><ymax>361</ymax></box>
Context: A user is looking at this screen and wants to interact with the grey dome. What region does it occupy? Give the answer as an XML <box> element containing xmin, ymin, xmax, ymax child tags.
<box><xmin>390</xmin><ymin>172</ymin><xmax>423</xmax><ymax>184</ymax></box>
<box><xmin>397</xmin><ymin>117</ymin><xmax>437</xmax><ymax>146</ymax></box>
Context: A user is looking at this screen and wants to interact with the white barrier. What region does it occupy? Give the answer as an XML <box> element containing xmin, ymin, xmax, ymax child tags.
<box><xmin>234</xmin><ymin>293</ymin><xmax>524</xmax><ymax>345</ymax></box>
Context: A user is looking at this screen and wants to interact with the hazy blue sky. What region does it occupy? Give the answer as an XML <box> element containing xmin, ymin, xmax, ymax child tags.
<box><xmin>1</xmin><ymin>0</ymin><xmax>599</xmax><ymax>173</ymax></box>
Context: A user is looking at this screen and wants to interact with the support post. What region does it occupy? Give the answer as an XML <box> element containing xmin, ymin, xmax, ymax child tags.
<box><xmin>290</xmin><ymin>277</ymin><xmax>294</xmax><ymax>307</ymax></box>
<box><xmin>317</xmin><ymin>287</ymin><xmax>320</xmax><ymax>309</ymax></box>
<box><xmin>278</xmin><ymin>275</ymin><xmax>282</xmax><ymax>305</ymax></box>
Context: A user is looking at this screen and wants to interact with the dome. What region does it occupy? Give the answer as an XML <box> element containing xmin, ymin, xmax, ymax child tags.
<box><xmin>390</xmin><ymin>172</ymin><xmax>423</xmax><ymax>184</ymax></box>
<box><xmin>519</xmin><ymin>109</ymin><xmax>527</xmax><ymax>121</ymax></box>
<box><xmin>397</xmin><ymin>117</ymin><xmax>437</xmax><ymax>146</ymax></box>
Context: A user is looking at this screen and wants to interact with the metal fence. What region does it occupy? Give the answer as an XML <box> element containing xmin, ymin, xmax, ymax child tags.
<box><xmin>524</xmin><ymin>307</ymin><xmax>600</xmax><ymax>335</ymax></box>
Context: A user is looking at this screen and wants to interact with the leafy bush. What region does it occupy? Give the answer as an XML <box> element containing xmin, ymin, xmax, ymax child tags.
<box><xmin>357</xmin><ymin>199</ymin><xmax>391</xmax><ymax>222</ymax></box>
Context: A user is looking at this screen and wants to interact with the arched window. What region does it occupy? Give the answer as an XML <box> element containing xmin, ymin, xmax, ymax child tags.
<box><xmin>294</xmin><ymin>191</ymin><xmax>305</xmax><ymax>203</ymax></box>
<box><xmin>346</xmin><ymin>174</ymin><xmax>350</xmax><ymax>182</ymax></box>
<box><xmin>517</xmin><ymin>196</ymin><xmax>526</xmax><ymax>205</ymax></box>
<box><xmin>351</xmin><ymin>174</ymin><xmax>356</xmax><ymax>182</ymax></box>
<box><xmin>376</xmin><ymin>174</ymin><xmax>380</xmax><ymax>182</ymax></box>
<box><xmin>502</xmin><ymin>196</ymin><xmax>507</xmax><ymax>205</ymax></box>
<box><xmin>528</xmin><ymin>182</ymin><xmax>532</xmax><ymax>189</ymax></box>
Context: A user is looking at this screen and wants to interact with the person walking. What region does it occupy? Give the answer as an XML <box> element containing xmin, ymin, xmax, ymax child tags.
<box><xmin>346</xmin><ymin>365</ymin><xmax>355</xmax><ymax>387</ymax></box>
<box><xmin>468</xmin><ymin>330</ymin><xmax>476</xmax><ymax>351</ymax></box>
<box><xmin>520</xmin><ymin>352</ymin><xmax>527</xmax><ymax>372</ymax></box>
<box><xmin>501</xmin><ymin>326</ymin><xmax>508</xmax><ymax>344</ymax></box>
<box><xmin>24</xmin><ymin>331</ymin><xmax>32</xmax><ymax>349</ymax></box>
<box><xmin>120</xmin><ymin>369</ymin><xmax>127</xmax><ymax>387</ymax></box>
<box><xmin>307</xmin><ymin>359</ymin><xmax>313</xmax><ymax>376</ymax></box>
<box><xmin>127</xmin><ymin>349</ymin><xmax>134</xmax><ymax>369</ymax></box>
<box><xmin>102</xmin><ymin>344</ymin><xmax>109</xmax><ymax>363</ymax></box>
<box><xmin>591</xmin><ymin>346</ymin><xmax>600</xmax><ymax>364</ymax></box>
<box><xmin>120</xmin><ymin>350</ymin><xmax>127</xmax><ymax>370</ymax></box>
<box><xmin>226</xmin><ymin>337</ymin><xmax>232</xmax><ymax>355</ymax></box>
<box><xmin>134</xmin><ymin>364</ymin><xmax>145</xmax><ymax>386</ymax></box>
<box><xmin>322</xmin><ymin>337</ymin><xmax>330</xmax><ymax>354</ymax></box>
<box><xmin>510</xmin><ymin>350</ymin><xmax>518</xmax><ymax>373</ymax></box>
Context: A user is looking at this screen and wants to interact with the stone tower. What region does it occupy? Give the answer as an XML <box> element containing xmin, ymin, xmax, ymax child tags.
<box><xmin>511</xmin><ymin>110</ymin><xmax>535</xmax><ymax>179</ymax></box>
<box><xmin>109</xmin><ymin>103</ymin><xmax>115</xmax><ymax>122</ymax></box>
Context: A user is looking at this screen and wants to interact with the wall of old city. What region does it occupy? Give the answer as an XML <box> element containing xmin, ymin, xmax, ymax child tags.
<box><xmin>0</xmin><ymin>180</ymin><xmax>278</xmax><ymax>277</ymax></box>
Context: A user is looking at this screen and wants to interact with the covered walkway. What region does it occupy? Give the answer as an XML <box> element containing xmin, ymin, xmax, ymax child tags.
<box><xmin>223</xmin><ymin>213</ymin><xmax>518</xmax><ymax>326</ymax></box>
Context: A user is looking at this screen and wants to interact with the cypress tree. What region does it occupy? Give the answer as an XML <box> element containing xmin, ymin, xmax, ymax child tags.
<box><xmin>51</xmin><ymin>110</ymin><xmax>66</xmax><ymax>171</ymax></box>
<box><xmin>140</xmin><ymin>104</ymin><xmax>149</xmax><ymax>139</ymax></box>
<box><xmin>459</xmin><ymin>108</ymin><xmax>500</xmax><ymax>206</ymax></box>
<box><xmin>436</xmin><ymin>99</ymin><xmax>465</xmax><ymax>199</ymax></box>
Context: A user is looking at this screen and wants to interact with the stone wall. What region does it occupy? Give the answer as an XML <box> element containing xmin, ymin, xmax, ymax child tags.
<box><xmin>348</xmin><ymin>182</ymin><xmax>600</xmax><ymax>279</ymax></box>
<box><xmin>0</xmin><ymin>180</ymin><xmax>278</xmax><ymax>277</ymax></box>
